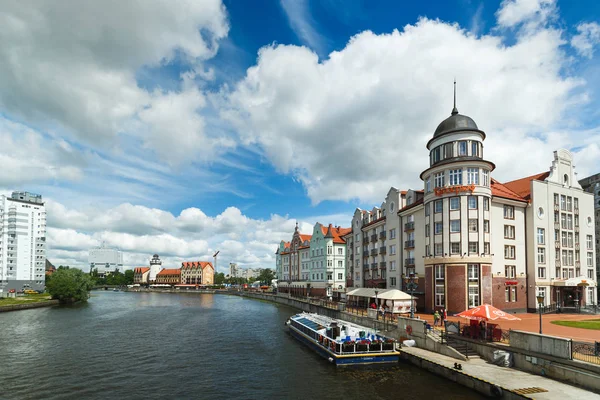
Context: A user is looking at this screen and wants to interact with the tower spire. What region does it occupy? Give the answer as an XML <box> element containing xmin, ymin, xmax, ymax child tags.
<box><xmin>451</xmin><ymin>79</ymin><xmax>458</xmax><ymax>115</ymax></box>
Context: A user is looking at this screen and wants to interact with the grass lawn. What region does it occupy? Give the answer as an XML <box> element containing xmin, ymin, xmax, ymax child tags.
<box><xmin>551</xmin><ymin>319</ymin><xmax>600</xmax><ymax>330</ymax></box>
<box><xmin>0</xmin><ymin>293</ymin><xmax>52</xmax><ymax>306</ymax></box>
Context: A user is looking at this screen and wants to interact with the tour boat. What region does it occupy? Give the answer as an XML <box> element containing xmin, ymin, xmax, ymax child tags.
<box><xmin>286</xmin><ymin>312</ymin><xmax>400</xmax><ymax>366</ymax></box>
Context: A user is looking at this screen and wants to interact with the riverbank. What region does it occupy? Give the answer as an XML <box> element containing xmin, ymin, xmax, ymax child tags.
<box><xmin>0</xmin><ymin>299</ymin><xmax>59</xmax><ymax>313</ymax></box>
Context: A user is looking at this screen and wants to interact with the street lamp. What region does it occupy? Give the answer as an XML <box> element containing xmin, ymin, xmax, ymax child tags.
<box><xmin>374</xmin><ymin>289</ymin><xmax>379</xmax><ymax>319</ymax></box>
<box><xmin>536</xmin><ymin>293</ymin><xmax>545</xmax><ymax>334</ymax></box>
<box><xmin>404</xmin><ymin>274</ymin><xmax>418</xmax><ymax>319</ymax></box>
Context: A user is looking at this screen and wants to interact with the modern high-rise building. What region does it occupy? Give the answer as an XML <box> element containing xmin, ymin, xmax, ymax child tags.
<box><xmin>0</xmin><ymin>191</ymin><xmax>47</xmax><ymax>292</ymax></box>
<box><xmin>229</xmin><ymin>262</ymin><xmax>239</xmax><ymax>278</ymax></box>
<box><xmin>89</xmin><ymin>244</ymin><xmax>123</xmax><ymax>277</ymax></box>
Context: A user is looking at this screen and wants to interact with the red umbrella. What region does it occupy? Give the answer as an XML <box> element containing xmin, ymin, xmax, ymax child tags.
<box><xmin>455</xmin><ymin>304</ymin><xmax>521</xmax><ymax>321</ymax></box>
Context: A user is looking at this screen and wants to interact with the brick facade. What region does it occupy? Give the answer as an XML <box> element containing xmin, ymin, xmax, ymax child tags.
<box><xmin>446</xmin><ymin>264</ymin><xmax>466</xmax><ymax>314</ymax></box>
<box><xmin>491</xmin><ymin>276</ymin><xmax>527</xmax><ymax>312</ymax></box>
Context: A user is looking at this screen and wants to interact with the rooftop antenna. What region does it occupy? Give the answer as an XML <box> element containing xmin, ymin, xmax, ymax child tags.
<box><xmin>451</xmin><ymin>79</ymin><xmax>458</xmax><ymax>115</ymax></box>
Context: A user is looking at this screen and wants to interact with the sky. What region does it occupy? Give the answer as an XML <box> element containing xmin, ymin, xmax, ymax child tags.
<box><xmin>1</xmin><ymin>0</ymin><xmax>600</xmax><ymax>273</ymax></box>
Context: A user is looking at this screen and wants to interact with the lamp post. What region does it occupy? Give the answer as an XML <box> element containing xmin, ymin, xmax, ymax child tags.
<box><xmin>374</xmin><ymin>289</ymin><xmax>379</xmax><ymax>320</ymax></box>
<box><xmin>536</xmin><ymin>293</ymin><xmax>545</xmax><ymax>334</ymax></box>
<box><xmin>404</xmin><ymin>274</ymin><xmax>418</xmax><ymax>319</ymax></box>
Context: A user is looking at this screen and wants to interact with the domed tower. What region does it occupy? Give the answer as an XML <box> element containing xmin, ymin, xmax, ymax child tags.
<box><xmin>149</xmin><ymin>254</ymin><xmax>162</xmax><ymax>283</ymax></box>
<box><xmin>420</xmin><ymin>82</ymin><xmax>496</xmax><ymax>313</ymax></box>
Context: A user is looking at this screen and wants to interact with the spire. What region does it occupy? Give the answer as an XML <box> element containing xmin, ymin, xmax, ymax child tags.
<box><xmin>451</xmin><ymin>79</ymin><xmax>458</xmax><ymax>115</ymax></box>
<box><xmin>294</xmin><ymin>221</ymin><xmax>299</xmax><ymax>233</ymax></box>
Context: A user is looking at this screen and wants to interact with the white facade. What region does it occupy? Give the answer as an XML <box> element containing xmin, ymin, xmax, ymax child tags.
<box><xmin>579</xmin><ymin>173</ymin><xmax>600</xmax><ymax>299</ymax></box>
<box><xmin>148</xmin><ymin>254</ymin><xmax>162</xmax><ymax>283</ymax></box>
<box><xmin>0</xmin><ymin>192</ymin><xmax>47</xmax><ymax>291</ymax></box>
<box><xmin>521</xmin><ymin>150</ymin><xmax>597</xmax><ymax>308</ymax></box>
<box><xmin>229</xmin><ymin>262</ymin><xmax>239</xmax><ymax>278</ymax></box>
<box><xmin>89</xmin><ymin>245</ymin><xmax>123</xmax><ymax>276</ymax></box>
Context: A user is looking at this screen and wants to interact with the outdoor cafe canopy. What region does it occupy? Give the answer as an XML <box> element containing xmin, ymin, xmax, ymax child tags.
<box><xmin>346</xmin><ymin>288</ymin><xmax>415</xmax><ymax>301</ymax></box>
<box><xmin>455</xmin><ymin>304</ymin><xmax>521</xmax><ymax>322</ymax></box>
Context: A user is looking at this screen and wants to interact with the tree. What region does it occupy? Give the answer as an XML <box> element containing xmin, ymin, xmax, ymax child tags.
<box><xmin>257</xmin><ymin>268</ymin><xmax>275</xmax><ymax>285</ymax></box>
<box><xmin>124</xmin><ymin>269</ymin><xmax>134</xmax><ymax>285</ymax></box>
<box><xmin>46</xmin><ymin>268</ymin><xmax>94</xmax><ymax>304</ymax></box>
<box><xmin>214</xmin><ymin>272</ymin><xmax>225</xmax><ymax>285</ymax></box>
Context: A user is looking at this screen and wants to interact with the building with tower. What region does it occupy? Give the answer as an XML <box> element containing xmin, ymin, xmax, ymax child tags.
<box><xmin>0</xmin><ymin>191</ymin><xmax>47</xmax><ymax>292</ymax></box>
<box><xmin>149</xmin><ymin>254</ymin><xmax>162</xmax><ymax>284</ymax></box>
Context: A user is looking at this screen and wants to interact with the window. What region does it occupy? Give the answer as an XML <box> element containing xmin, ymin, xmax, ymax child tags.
<box><xmin>588</xmin><ymin>252</ymin><xmax>594</xmax><ymax>267</ymax></box>
<box><xmin>390</xmin><ymin>277</ymin><xmax>397</xmax><ymax>287</ymax></box>
<box><xmin>554</xmin><ymin>193</ymin><xmax>559</xmax><ymax>205</ymax></box>
<box><xmin>483</xmin><ymin>197</ymin><xmax>489</xmax><ymax>211</ymax></box>
<box><xmin>566</xmin><ymin>214</ymin><xmax>573</xmax><ymax>230</ymax></box>
<box><xmin>466</xmin><ymin>167</ymin><xmax>479</xmax><ymax>185</ymax></box>
<box><xmin>504</xmin><ymin>245</ymin><xmax>515</xmax><ymax>259</ymax></box>
<box><xmin>434</xmin><ymin>172</ymin><xmax>445</xmax><ymax>188</ymax></box>
<box><xmin>482</xmin><ymin>170</ymin><xmax>489</xmax><ymax>187</ymax></box>
<box><xmin>449</xmin><ymin>169</ymin><xmax>462</xmax><ymax>185</ymax></box>
<box><xmin>537</xmin><ymin>247</ymin><xmax>546</xmax><ymax>264</ymax></box>
<box><xmin>560</xmin><ymin>195</ymin><xmax>566</xmax><ymax>211</ymax></box>
<box><xmin>505</xmin><ymin>265</ymin><xmax>516</xmax><ymax>278</ymax></box>
<box><xmin>537</xmin><ymin>228</ymin><xmax>545</xmax><ymax>245</ymax></box>
<box><xmin>468</xmin><ymin>241</ymin><xmax>478</xmax><ymax>254</ymax></box>
<box><xmin>338</xmin><ymin>261</ymin><xmax>343</xmax><ymax>268</ymax></box>
<box><xmin>390</xmin><ymin>260</ymin><xmax>396</xmax><ymax>271</ymax></box>
<box><xmin>435</xmin><ymin>285</ymin><xmax>445</xmax><ymax>307</ymax></box>
<box><xmin>389</xmin><ymin>245</ymin><xmax>396</xmax><ymax>255</ymax></box>
<box><xmin>566</xmin><ymin>196</ymin><xmax>572</xmax><ymax>211</ymax></box>
<box><xmin>511</xmin><ymin>287</ymin><xmax>517</xmax><ymax>303</ymax></box>
<box><xmin>589</xmin><ymin>269</ymin><xmax>595</xmax><ymax>279</ymax></box>
<box><xmin>444</xmin><ymin>142</ymin><xmax>454</xmax><ymax>159</ymax></box>
<box><xmin>434</xmin><ymin>243</ymin><xmax>443</xmax><ymax>256</ymax></box>
<box><xmin>587</xmin><ymin>235</ymin><xmax>593</xmax><ymax>249</ymax></box>
<box><xmin>471</xmin><ymin>141</ymin><xmax>479</xmax><ymax>157</ymax></box>
<box><xmin>425</xmin><ymin>177</ymin><xmax>431</xmax><ymax>193</ymax></box>
<box><xmin>505</xmin><ymin>287</ymin><xmax>510</xmax><ymax>303</ymax></box>
<box><xmin>449</xmin><ymin>197</ymin><xmax>460</xmax><ymax>210</ymax></box>
<box><xmin>434</xmin><ymin>200</ymin><xmax>443</xmax><ymax>213</ymax></box>
<box><xmin>450</xmin><ymin>242</ymin><xmax>460</xmax><ymax>254</ymax></box>
<box><xmin>468</xmin><ymin>196</ymin><xmax>477</xmax><ymax>209</ymax></box>
<box><xmin>468</xmin><ymin>286</ymin><xmax>480</xmax><ymax>308</ymax></box>
<box><xmin>425</xmin><ymin>203</ymin><xmax>430</xmax><ymax>216</ymax></box>
<box><xmin>450</xmin><ymin>219</ymin><xmax>460</xmax><ymax>233</ymax></box>
<box><xmin>483</xmin><ymin>220</ymin><xmax>489</xmax><ymax>233</ymax></box>
<box><xmin>432</xmin><ymin>147</ymin><xmax>441</xmax><ymax>163</ymax></box>
<box><xmin>504</xmin><ymin>225</ymin><xmax>515</xmax><ymax>239</ymax></box>
<box><xmin>574</xmin><ymin>197</ymin><xmax>579</xmax><ymax>210</ymax></box>
<box><xmin>435</xmin><ymin>265</ymin><xmax>445</xmax><ymax>279</ymax></box>
<box><xmin>484</xmin><ymin>242</ymin><xmax>490</xmax><ymax>254</ymax></box>
<box><xmin>537</xmin><ymin>287</ymin><xmax>547</xmax><ymax>307</ymax></box>
<box><xmin>503</xmin><ymin>205</ymin><xmax>514</xmax><ymax>219</ymax></box>
<box><xmin>538</xmin><ymin>267</ymin><xmax>546</xmax><ymax>279</ymax></box>
<box><xmin>469</xmin><ymin>219</ymin><xmax>478</xmax><ymax>232</ymax></box>
<box><xmin>458</xmin><ymin>141</ymin><xmax>468</xmax><ymax>156</ymax></box>
<box><xmin>425</xmin><ymin>224</ymin><xmax>430</xmax><ymax>237</ymax></box>
<box><xmin>389</xmin><ymin>228</ymin><xmax>396</xmax><ymax>239</ymax></box>
<box><xmin>338</xmin><ymin>248</ymin><xmax>343</xmax><ymax>255</ymax></box>
<box><xmin>327</xmin><ymin>260</ymin><xmax>332</xmax><ymax>267</ymax></box>
<box><xmin>434</xmin><ymin>222</ymin><xmax>443</xmax><ymax>234</ymax></box>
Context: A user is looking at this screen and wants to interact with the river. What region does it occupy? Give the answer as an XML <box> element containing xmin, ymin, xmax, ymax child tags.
<box><xmin>0</xmin><ymin>291</ymin><xmax>484</xmax><ymax>399</ymax></box>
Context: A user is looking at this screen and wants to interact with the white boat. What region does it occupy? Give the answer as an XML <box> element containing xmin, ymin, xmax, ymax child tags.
<box><xmin>286</xmin><ymin>312</ymin><xmax>400</xmax><ymax>366</ymax></box>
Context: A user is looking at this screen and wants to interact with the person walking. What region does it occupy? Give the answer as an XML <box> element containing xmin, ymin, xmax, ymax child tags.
<box><xmin>433</xmin><ymin>310</ymin><xmax>440</xmax><ymax>327</ymax></box>
<box><xmin>439</xmin><ymin>308</ymin><xmax>446</xmax><ymax>328</ymax></box>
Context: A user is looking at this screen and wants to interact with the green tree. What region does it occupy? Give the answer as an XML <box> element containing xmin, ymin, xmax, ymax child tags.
<box><xmin>46</xmin><ymin>268</ymin><xmax>94</xmax><ymax>304</ymax></box>
<box><xmin>256</xmin><ymin>268</ymin><xmax>275</xmax><ymax>285</ymax></box>
<box><xmin>124</xmin><ymin>269</ymin><xmax>134</xmax><ymax>285</ymax></box>
<box><xmin>214</xmin><ymin>272</ymin><xmax>225</xmax><ymax>285</ymax></box>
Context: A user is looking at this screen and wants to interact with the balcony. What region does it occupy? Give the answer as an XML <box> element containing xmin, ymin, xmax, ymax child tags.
<box><xmin>404</xmin><ymin>222</ymin><xmax>415</xmax><ymax>231</ymax></box>
<box><xmin>404</xmin><ymin>240</ymin><xmax>415</xmax><ymax>249</ymax></box>
<box><xmin>380</xmin><ymin>247</ymin><xmax>386</xmax><ymax>255</ymax></box>
<box><xmin>405</xmin><ymin>258</ymin><xmax>415</xmax><ymax>266</ymax></box>
<box><xmin>371</xmin><ymin>234</ymin><xmax>377</xmax><ymax>243</ymax></box>
<box><xmin>370</xmin><ymin>249</ymin><xmax>377</xmax><ymax>256</ymax></box>
<box><xmin>363</xmin><ymin>264</ymin><xmax>369</xmax><ymax>271</ymax></box>
<box><xmin>379</xmin><ymin>231</ymin><xmax>386</xmax><ymax>239</ymax></box>
<box><xmin>363</xmin><ymin>237</ymin><xmax>369</xmax><ymax>244</ymax></box>
<box><xmin>371</xmin><ymin>263</ymin><xmax>377</xmax><ymax>269</ymax></box>
<box><xmin>380</xmin><ymin>261</ymin><xmax>386</xmax><ymax>268</ymax></box>
<box><xmin>363</xmin><ymin>253</ymin><xmax>369</xmax><ymax>259</ymax></box>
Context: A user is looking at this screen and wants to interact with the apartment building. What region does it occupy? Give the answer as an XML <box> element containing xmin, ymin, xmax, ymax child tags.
<box><xmin>579</xmin><ymin>173</ymin><xmax>600</xmax><ymax>299</ymax></box>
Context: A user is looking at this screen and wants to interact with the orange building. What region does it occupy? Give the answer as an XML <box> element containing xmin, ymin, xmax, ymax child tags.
<box><xmin>155</xmin><ymin>269</ymin><xmax>181</xmax><ymax>285</ymax></box>
<box><xmin>133</xmin><ymin>267</ymin><xmax>150</xmax><ymax>285</ymax></box>
<box><xmin>181</xmin><ymin>261</ymin><xmax>214</xmax><ymax>285</ymax></box>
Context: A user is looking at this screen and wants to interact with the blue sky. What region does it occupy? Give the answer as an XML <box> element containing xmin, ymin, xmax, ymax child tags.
<box><xmin>0</xmin><ymin>0</ymin><xmax>599</xmax><ymax>271</ymax></box>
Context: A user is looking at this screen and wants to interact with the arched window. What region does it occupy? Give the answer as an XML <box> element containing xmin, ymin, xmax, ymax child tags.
<box><xmin>563</xmin><ymin>174</ymin><xmax>569</xmax><ymax>185</ymax></box>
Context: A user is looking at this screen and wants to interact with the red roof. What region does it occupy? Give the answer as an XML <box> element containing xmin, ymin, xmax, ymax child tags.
<box><xmin>503</xmin><ymin>172</ymin><xmax>550</xmax><ymax>201</ymax></box>
<box><xmin>299</xmin><ymin>234</ymin><xmax>312</xmax><ymax>242</ymax></box>
<box><xmin>320</xmin><ymin>224</ymin><xmax>352</xmax><ymax>244</ymax></box>
<box><xmin>157</xmin><ymin>268</ymin><xmax>181</xmax><ymax>276</ymax></box>
<box><xmin>181</xmin><ymin>261</ymin><xmax>213</xmax><ymax>270</ymax></box>
<box><xmin>134</xmin><ymin>267</ymin><xmax>150</xmax><ymax>274</ymax></box>
<box><xmin>491</xmin><ymin>179</ymin><xmax>527</xmax><ymax>202</ymax></box>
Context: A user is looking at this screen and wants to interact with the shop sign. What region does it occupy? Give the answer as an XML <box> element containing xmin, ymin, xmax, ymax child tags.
<box><xmin>504</xmin><ymin>281</ymin><xmax>518</xmax><ymax>286</ymax></box>
<box><xmin>434</xmin><ymin>184</ymin><xmax>476</xmax><ymax>196</ymax></box>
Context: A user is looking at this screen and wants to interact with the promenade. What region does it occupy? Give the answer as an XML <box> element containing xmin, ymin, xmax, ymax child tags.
<box><xmin>401</xmin><ymin>346</ymin><xmax>600</xmax><ymax>399</ymax></box>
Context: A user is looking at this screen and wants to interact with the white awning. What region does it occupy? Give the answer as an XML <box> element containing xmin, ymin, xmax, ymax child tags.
<box><xmin>556</xmin><ymin>276</ymin><xmax>597</xmax><ymax>287</ymax></box>
<box><xmin>346</xmin><ymin>288</ymin><xmax>415</xmax><ymax>300</ymax></box>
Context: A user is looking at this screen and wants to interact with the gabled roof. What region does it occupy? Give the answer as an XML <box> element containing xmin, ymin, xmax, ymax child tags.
<box><xmin>503</xmin><ymin>172</ymin><xmax>550</xmax><ymax>201</ymax></box>
<box><xmin>320</xmin><ymin>224</ymin><xmax>352</xmax><ymax>244</ymax></box>
<box><xmin>490</xmin><ymin>179</ymin><xmax>527</xmax><ymax>203</ymax></box>
<box><xmin>299</xmin><ymin>234</ymin><xmax>312</xmax><ymax>242</ymax></box>
<box><xmin>134</xmin><ymin>267</ymin><xmax>150</xmax><ymax>274</ymax></box>
<box><xmin>157</xmin><ymin>268</ymin><xmax>181</xmax><ymax>276</ymax></box>
<box><xmin>181</xmin><ymin>261</ymin><xmax>213</xmax><ymax>270</ymax></box>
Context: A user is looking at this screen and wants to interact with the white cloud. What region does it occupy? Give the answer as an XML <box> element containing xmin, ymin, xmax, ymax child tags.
<box><xmin>496</xmin><ymin>0</ymin><xmax>556</xmax><ymax>29</ymax></box>
<box><xmin>0</xmin><ymin>0</ymin><xmax>230</xmax><ymax>164</ymax></box>
<box><xmin>571</xmin><ymin>22</ymin><xmax>600</xmax><ymax>58</ymax></box>
<box><xmin>280</xmin><ymin>0</ymin><xmax>327</xmax><ymax>56</ymax></box>
<box><xmin>223</xmin><ymin>16</ymin><xmax>594</xmax><ymax>203</ymax></box>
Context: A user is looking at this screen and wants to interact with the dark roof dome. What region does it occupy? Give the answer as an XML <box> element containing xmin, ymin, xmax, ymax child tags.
<box><xmin>433</xmin><ymin>112</ymin><xmax>479</xmax><ymax>138</ymax></box>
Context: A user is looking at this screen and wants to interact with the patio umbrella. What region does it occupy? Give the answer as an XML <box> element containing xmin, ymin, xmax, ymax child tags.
<box><xmin>455</xmin><ymin>304</ymin><xmax>521</xmax><ymax>321</ymax></box>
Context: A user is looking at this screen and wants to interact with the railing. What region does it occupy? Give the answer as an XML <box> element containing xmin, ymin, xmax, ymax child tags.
<box><xmin>379</xmin><ymin>231</ymin><xmax>386</xmax><ymax>239</ymax></box>
<box><xmin>371</xmin><ymin>234</ymin><xmax>378</xmax><ymax>242</ymax></box>
<box><xmin>379</xmin><ymin>261</ymin><xmax>386</xmax><ymax>268</ymax></box>
<box><xmin>370</xmin><ymin>249</ymin><xmax>377</xmax><ymax>256</ymax></box>
<box><xmin>371</xmin><ymin>263</ymin><xmax>377</xmax><ymax>268</ymax></box>
<box><xmin>404</xmin><ymin>222</ymin><xmax>415</xmax><ymax>231</ymax></box>
<box><xmin>363</xmin><ymin>237</ymin><xmax>369</xmax><ymax>244</ymax></box>
<box><xmin>380</xmin><ymin>247</ymin><xmax>386</xmax><ymax>254</ymax></box>
<box><xmin>404</xmin><ymin>240</ymin><xmax>415</xmax><ymax>249</ymax></box>
<box><xmin>405</xmin><ymin>258</ymin><xmax>415</xmax><ymax>266</ymax></box>
<box><xmin>572</xmin><ymin>341</ymin><xmax>600</xmax><ymax>365</ymax></box>
<box><xmin>539</xmin><ymin>303</ymin><xmax>560</xmax><ymax>314</ymax></box>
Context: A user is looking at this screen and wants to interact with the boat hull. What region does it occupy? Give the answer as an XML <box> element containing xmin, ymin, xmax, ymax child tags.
<box><xmin>289</xmin><ymin>326</ymin><xmax>400</xmax><ymax>366</ymax></box>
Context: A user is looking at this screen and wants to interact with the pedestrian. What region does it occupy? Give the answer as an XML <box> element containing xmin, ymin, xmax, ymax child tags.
<box><xmin>439</xmin><ymin>308</ymin><xmax>446</xmax><ymax>327</ymax></box>
<box><xmin>379</xmin><ymin>304</ymin><xmax>385</xmax><ymax>319</ymax></box>
<box><xmin>433</xmin><ymin>310</ymin><xmax>440</xmax><ymax>326</ymax></box>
